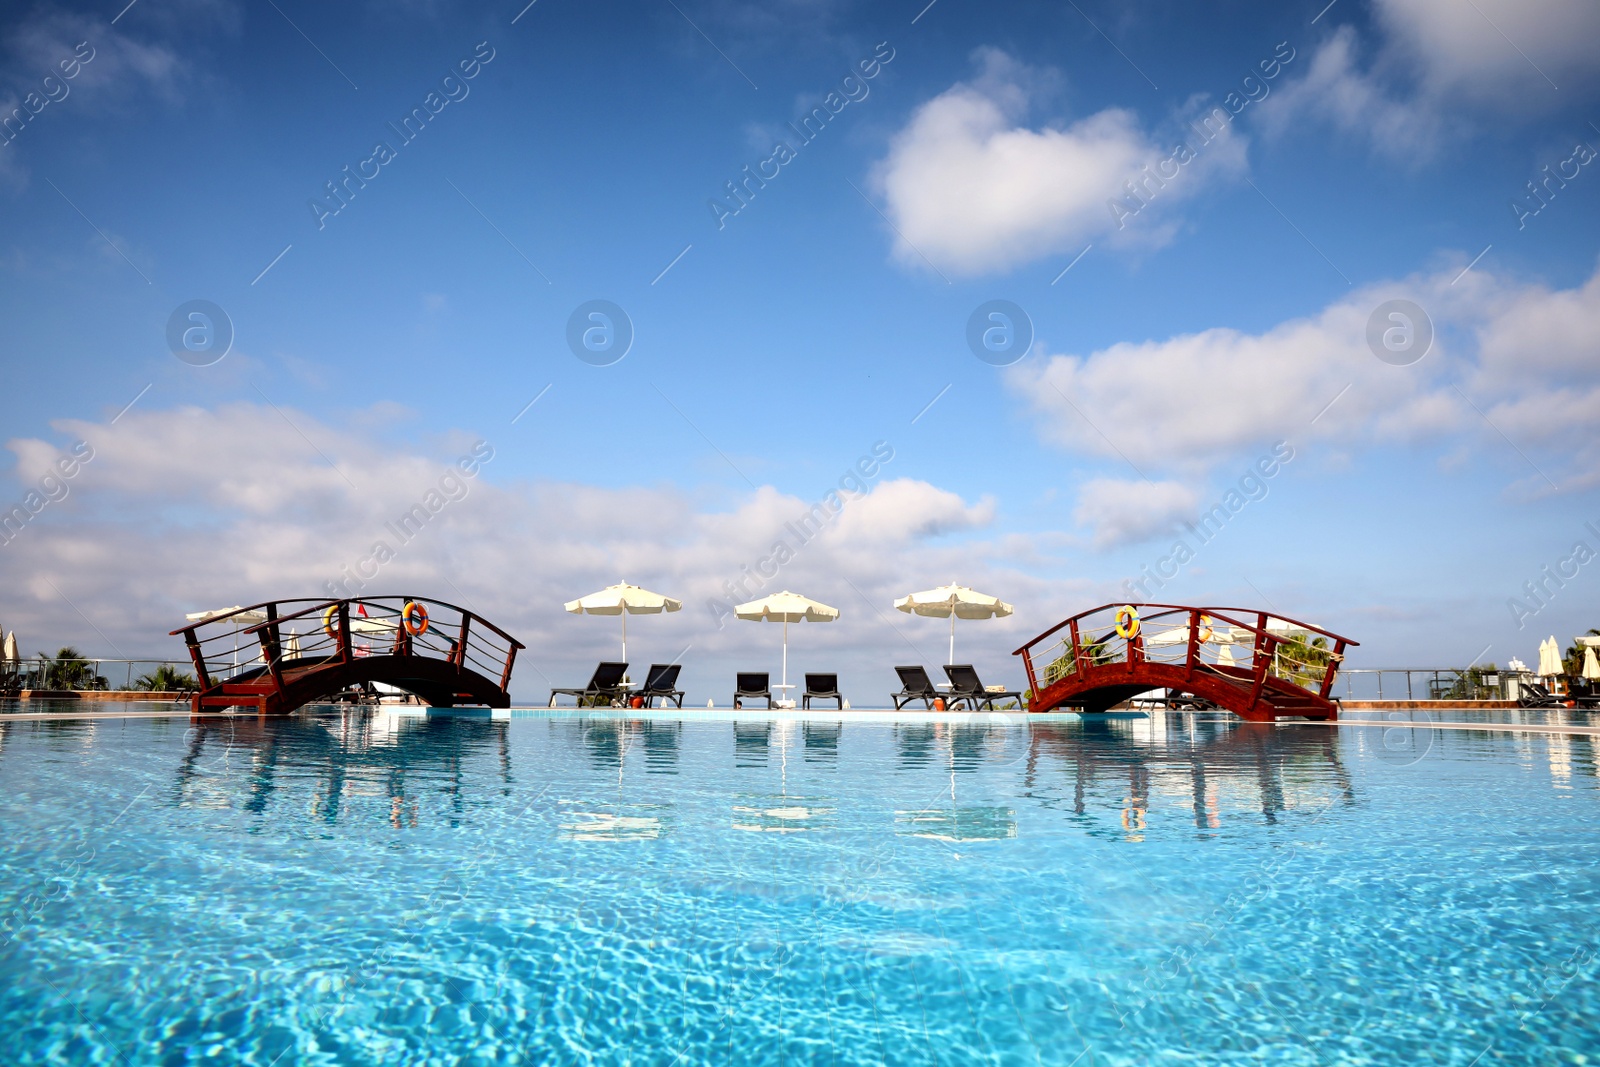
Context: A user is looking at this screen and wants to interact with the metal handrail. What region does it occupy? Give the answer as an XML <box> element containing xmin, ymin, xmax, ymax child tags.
<box><xmin>0</xmin><ymin>657</ymin><xmax>198</xmax><ymax>692</ymax></box>
<box><xmin>1339</xmin><ymin>667</ymin><xmax>1527</xmax><ymax>701</ymax></box>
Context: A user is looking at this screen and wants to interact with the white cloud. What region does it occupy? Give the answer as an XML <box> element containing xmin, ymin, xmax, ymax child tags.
<box><xmin>1263</xmin><ymin>1</ymin><xmax>1600</xmax><ymax>152</ymax></box>
<box><xmin>0</xmin><ymin>404</ymin><xmax>1036</xmax><ymax>700</ymax></box>
<box><xmin>5</xmin><ymin>12</ymin><xmax>188</xmax><ymax>108</ymax></box>
<box><xmin>1011</xmin><ymin>258</ymin><xmax>1600</xmax><ymax>544</ymax></box>
<box><xmin>830</xmin><ymin>478</ymin><xmax>995</xmax><ymax>544</ymax></box>
<box><xmin>1256</xmin><ymin>27</ymin><xmax>1446</xmax><ymax>158</ymax></box>
<box><xmin>1073</xmin><ymin>479</ymin><xmax>1199</xmax><ymax>549</ymax></box>
<box><xmin>1374</xmin><ymin>0</ymin><xmax>1600</xmax><ymax>96</ymax></box>
<box><xmin>0</xmin><ymin>4</ymin><xmax>237</xmax><ymax>190</ymax></box>
<box><xmin>871</xmin><ymin>48</ymin><xmax>1246</xmax><ymax>276</ymax></box>
<box><xmin>1473</xmin><ymin>267</ymin><xmax>1600</xmax><ymax>389</ymax></box>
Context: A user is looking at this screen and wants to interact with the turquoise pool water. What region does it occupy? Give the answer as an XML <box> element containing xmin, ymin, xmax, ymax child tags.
<box><xmin>1</xmin><ymin>707</ymin><xmax>1598</xmax><ymax>1065</ymax></box>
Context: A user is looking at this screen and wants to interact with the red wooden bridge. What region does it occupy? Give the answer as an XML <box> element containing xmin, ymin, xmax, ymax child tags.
<box><xmin>172</xmin><ymin>596</ymin><xmax>524</xmax><ymax>715</ymax></box>
<box><xmin>1015</xmin><ymin>603</ymin><xmax>1357</xmax><ymax>721</ymax></box>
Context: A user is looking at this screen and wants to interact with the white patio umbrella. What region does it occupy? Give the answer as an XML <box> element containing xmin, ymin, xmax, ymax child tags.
<box><xmin>894</xmin><ymin>583</ymin><xmax>1014</xmax><ymax>665</ymax></box>
<box><xmin>564</xmin><ymin>582</ymin><xmax>682</xmax><ymax>662</ymax></box>
<box><xmin>186</xmin><ymin>606</ymin><xmax>272</xmax><ymax>668</ymax></box>
<box><xmin>1146</xmin><ymin>620</ymin><xmax>1250</xmax><ymax>646</ymax></box>
<box><xmin>284</xmin><ymin>628</ymin><xmax>301</xmax><ymax>660</ymax></box>
<box><xmin>1583</xmin><ymin>647</ymin><xmax>1600</xmax><ymax>682</ymax></box>
<box><xmin>2</xmin><ymin>630</ymin><xmax>17</xmax><ymax>666</ymax></box>
<box><xmin>734</xmin><ymin>591</ymin><xmax>838</xmax><ymax>697</ymax></box>
<box><xmin>1538</xmin><ymin>637</ymin><xmax>1563</xmax><ymax>678</ymax></box>
<box><xmin>185</xmin><ymin>606</ymin><xmax>270</xmax><ymax>626</ymax></box>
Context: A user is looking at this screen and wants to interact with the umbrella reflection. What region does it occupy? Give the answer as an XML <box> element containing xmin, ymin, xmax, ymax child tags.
<box><xmin>731</xmin><ymin>794</ymin><xmax>836</xmax><ymax>833</ymax></box>
<box><xmin>895</xmin><ymin>806</ymin><xmax>1017</xmax><ymax>842</ymax></box>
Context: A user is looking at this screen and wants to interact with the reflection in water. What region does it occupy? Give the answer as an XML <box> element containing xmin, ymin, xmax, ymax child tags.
<box><xmin>641</xmin><ymin>721</ymin><xmax>680</xmax><ymax>774</ymax></box>
<box><xmin>895</xmin><ymin>724</ymin><xmax>936</xmax><ymax>768</ymax></box>
<box><xmin>559</xmin><ymin>804</ymin><xmax>671</xmax><ymax>840</ymax></box>
<box><xmin>154</xmin><ymin>707</ymin><xmax>1413</xmax><ymax>839</ymax></box>
<box><xmin>803</xmin><ymin>722</ymin><xmax>840</xmax><ymax>764</ymax></box>
<box><xmin>561</xmin><ymin>717</ymin><xmax>683</xmax><ymax>775</ymax></box>
<box><xmin>950</xmin><ymin>724</ymin><xmax>1002</xmax><ymax>772</ymax></box>
<box><xmin>580</xmin><ymin>718</ymin><xmax>624</xmax><ymax>770</ymax></box>
<box><xmin>895</xmin><ymin>806</ymin><xmax>1017</xmax><ymax>842</ymax></box>
<box><xmin>1024</xmin><ymin>716</ymin><xmax>1357</xmax><ymax>833</ymax></box>
<box><xmin>735</xmin><ymin>721</ymin><xmax>772</xmax><ymax>767</ymax></box>
<box><xmin>731</xmin><ymin>794</ymin><xmax>837</xmax><ymax>833</ymax></box>
<box><xmin>0</xmin><ymin>716</ymin><xmax>101</xmax><ymax>752</ymax></box>
<box><xmin>171</xmin><ymin>711</ymin><xmax>510</xmax><ymax>828</ymax></box>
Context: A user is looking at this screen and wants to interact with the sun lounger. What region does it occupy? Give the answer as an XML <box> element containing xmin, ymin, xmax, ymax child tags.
<box><xmin>1517</xmin><ymin>681</ymin><xmax>1562</xmax><ymax>709</ymax></box>
<box><xmin>638</xmin><ymin>663</ymin><xmax>685</xmax><ymax>708</ymax></box>
<box><xmin>734</xmin><ymin>672</ymin><xmax>772</xmax><ymax>709</ymax></box>
<box><xmin>943</xmin><ymin>664</ymin><xmax>1023</xmax><ymax>711</ymax></box>
<box><xmin>1571</xmin><ymin>680</ymin><xmax>1600</xmax><ymax>709</ymax></box>
<box><xmin>549</xmin><ymin>661</ymin><xmax>629</xmax><ymax>708</ymax></box>
<box><xmin>892</xmin><ymin>665</ymin><xmax>940</xmax><ymax>710</ymax></box>
<box><xmin>802</xmin><ymin>673</ymin><xmax>843</xmax><ymax>710</ymax></box>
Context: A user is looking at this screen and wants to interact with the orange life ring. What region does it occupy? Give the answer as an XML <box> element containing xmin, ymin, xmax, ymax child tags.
<box><xmin>1196</xmin><ymin>615</ymin><xmax>1214</xmax><ymax>643</ymax></box>
<box><xmin>322</xmin><ymin>604</ymin><xmax>340</xmax><ymax>640</ymax></box>
<box><xmin>402</xmin><ymin>601</ymin><xmax>430</xmax><ymax>636</ymax></box>
<box><xmin>1115</xmin><ymin>605</ymin><xmax>1141</xmax><ymax>640</ymax></box>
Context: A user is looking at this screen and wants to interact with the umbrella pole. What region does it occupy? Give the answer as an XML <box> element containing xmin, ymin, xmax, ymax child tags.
<box><xmin>949</xmin><ymin>614</ymin><xmax>955</xmax><ymax>666</ymax></box>
<box><xmin>782</xmin><ymin>618</ymin><xmax>789</xmax><ymax>694</ymax></box>
<box><xmin>622</xmin><ymin>611</ymin><xmax>627</xmax><ymax>665</ymax></box>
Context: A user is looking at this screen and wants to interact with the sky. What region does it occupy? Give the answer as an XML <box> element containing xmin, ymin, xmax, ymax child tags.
<box><xmin>1</xmin><ymin>0</ymin><xmax>1599</xmax><ymax>704</ymax></box>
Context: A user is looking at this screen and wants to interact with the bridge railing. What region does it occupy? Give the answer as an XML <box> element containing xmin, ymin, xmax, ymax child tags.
<box><xmin>1015</xmin><ymin>603</ymin><xmax>1357</xmax><ymax>704</ymax></box>
<box><xmin>170</xmin><ymin>596</ymin><xmax>523</xmax><ymax>696</ymax></box>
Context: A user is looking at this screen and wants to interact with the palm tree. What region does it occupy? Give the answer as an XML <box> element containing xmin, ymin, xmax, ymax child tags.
<box><xmin>1041</xmin><ymin>633</ymin><xmax>1111</xmax><ymax>686</ymax></box>
<box><xmin>1564</xmin><ymin>629</ymin><xmax>1600</xmax><ymax>677</ymax></box>
<box><xmin>1276</xmin><ymin>633</ymin><xmax>1331</xmax><ymax>688</ymax></box>
<box><xmin>134</xmin><ymin>664</ymin><xmax>197</xmax><ymax>692</ymax></box>
<box><xmin>42</xmin><ymin>647</ymin><xmax>106</xmax><ymax>690</ymax></box>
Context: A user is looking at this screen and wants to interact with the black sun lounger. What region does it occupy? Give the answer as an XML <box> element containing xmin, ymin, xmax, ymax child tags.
<box><xmin>1517</xmin><ymin>681</ymin><xmax>1563</xmax><ymax>709</ymax></box>
<box><xmin>734</xmin><ymin>672</ymin><xmax>772</xmax><ymax>709</ymax></box>
<box><xmin>549</xmin><ymin>661</ymin><xmax>629</xmax><ymax>708</ymax></box>
<box><xmin>803</xmin><ymin>673</ymin><xmax>843</xmax><ymax>710</ymax></box>
<box><xmin>638</xmin><ymin>663</ymin><xmax>685</xmax><ymax>708</ymax></box>
<box><xmin>943</xmin><ymin>664</ymin><xmax>1024</xmax><ymax>711</ymax></box>
<box><xmin>892</xmin><ymin>665</ymin><xmax>940</xmax><ymax>710</ymax></box>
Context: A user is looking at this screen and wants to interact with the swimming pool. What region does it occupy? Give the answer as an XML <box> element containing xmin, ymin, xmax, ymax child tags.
<box><xmin>1</xmin><ymin>707</ymin><xmax>1597</xmax><ymax>1064</ymax></box>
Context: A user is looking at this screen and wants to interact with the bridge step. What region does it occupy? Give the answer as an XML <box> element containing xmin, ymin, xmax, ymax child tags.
<box><xmin>194</xmin><ymin>680</ymin><xmax>276</xmax><ymax>712</ymax></box>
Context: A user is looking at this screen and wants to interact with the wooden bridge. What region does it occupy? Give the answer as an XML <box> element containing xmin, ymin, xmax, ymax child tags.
<box><xmin>172</xmin><ymin>596</ymin><xmax>524</xmax><ymax>715</ymax></box>
<box><xmin>1015</xmin><ymin>603</ymin><xmax>1357</xmax><ymax>721</ymax></box>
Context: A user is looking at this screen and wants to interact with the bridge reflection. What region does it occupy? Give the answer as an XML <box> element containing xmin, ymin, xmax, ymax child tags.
<box><xmin>1022</xmin><ymin>716</ymin><xmax>1356</xmax><ymax>833</ymax></box>
<box><xmin>129</xmin><ymin>709</ymin><xmax>1600</xmax><ymax>838</ymax></box>
<box><xmin>171</xmin><ymin>711</ymin><xmax>511</xmax><ymax>825</ymax></box>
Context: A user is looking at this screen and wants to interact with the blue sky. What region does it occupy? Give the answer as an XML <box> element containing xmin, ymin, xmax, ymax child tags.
<box><xmin>2</xmin><ymin>0</ymin><xmax>1599</xmax><ymax>702</ymax></box>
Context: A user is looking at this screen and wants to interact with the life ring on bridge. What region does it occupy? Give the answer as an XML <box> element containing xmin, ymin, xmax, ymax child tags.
<box><xmin>1196</xmin><ymin>615</ymin><xmax>1215</xmax><ymax>643</ymax></box>
<box><xmin>402</xmin><ymin>600</ymin><xmax>430</xmax><ymax>636</ymax></box>
<box><xmin>1114</xmin><ymin>605</ymin><xmax>1141</xmax><ymax>639</ymax></box>
<box><xmin>322</xmin><ymin>604</ymin><xmax>340</xmax><ymax>640</ymax></box>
